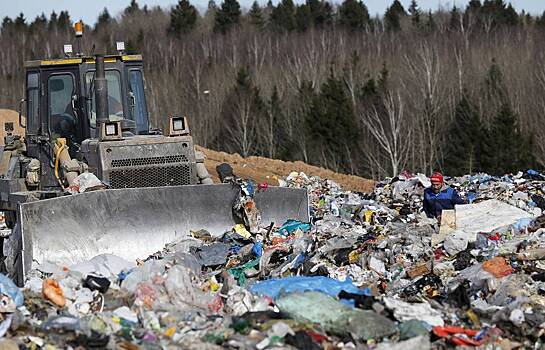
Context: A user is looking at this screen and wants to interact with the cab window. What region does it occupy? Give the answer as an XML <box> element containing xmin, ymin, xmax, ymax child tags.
<box><xmin>26</xmin><ymin>72</ymin><xmax>39</xmax><ymax>135</ymax></box>
<box><xmin>48</xmin><ymin>74</ymin><xmax>76</xmax><ymax>142</ymax></box>
<box><xmin>85</xmin><ymin>70</ymin><xmax>124</xmax><ymax>128</ymax></box>
<box><xmin>129</xmin><ymin>70</ymin><xmax>149</xmax><ymax>134</ymax></box>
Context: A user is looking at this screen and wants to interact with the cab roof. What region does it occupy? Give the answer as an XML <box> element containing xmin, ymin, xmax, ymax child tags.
<box><xmin>24</xmin><ymin>54</ymin><xmax>142</xmax><ymax>68</ymax></box>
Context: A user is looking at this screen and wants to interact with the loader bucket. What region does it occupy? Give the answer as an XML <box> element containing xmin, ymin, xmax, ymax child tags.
<box><xmin>4</xmin><ymin>184</ymin><xmax>308</xmax><ymax>284</ymax></box>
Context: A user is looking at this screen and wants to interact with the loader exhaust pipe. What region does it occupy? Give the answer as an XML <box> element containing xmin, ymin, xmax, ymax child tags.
<box><xmin>95</xmin><ymin>54</ymin><xmax>109</xmax><ymax>138</ymax></box>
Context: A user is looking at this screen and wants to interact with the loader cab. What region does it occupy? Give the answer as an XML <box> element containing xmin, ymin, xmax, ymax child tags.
<box><xmin>23</xmin><ymin>55</ymin><xmax>149</xmax><ymax>158</ymax></box>
<box><xmin>82</xmin><ymin>55</ymin><xmax>150</xmax><ymax>137</ymax></box>
<box><xmin>23</xmin><ymin>55</ymin><xmax>150</xmax><ymax>189</ymax></box>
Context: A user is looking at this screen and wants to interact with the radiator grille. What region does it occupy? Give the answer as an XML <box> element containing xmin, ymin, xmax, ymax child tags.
<box><xmin>110</xmin><ymin>165</ymin><xmax>192</xmax><ymax>188</ymax></box>
<box><xmin>111</xmin><ymin>155</ymin><xmax>189</xmax><ymax>168</ymax></box>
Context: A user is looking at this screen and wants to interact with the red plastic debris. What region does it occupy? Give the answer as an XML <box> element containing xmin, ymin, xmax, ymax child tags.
<box><xmin>482</xmin><ymin>257</ymin><xmax>514</xmax><ymax>278</ymax></box>
<box><xmin>433</xmin><ymin>325</ymin><xmax>484</xmax><ymax>347</ymax></box>
<box><xmin>486</xmin><ymin>232</ymin><xmax>501</xmax><ymax>241</ymax></box>
<box><xmin>435</xmin><ymin>247</ymin><xmax>445</xmax><ymax>261</ymax></box>
<box><xmin>307</xmin><ymin>330</ymin><xmax>328</xmax><ymax>343</ymax></box>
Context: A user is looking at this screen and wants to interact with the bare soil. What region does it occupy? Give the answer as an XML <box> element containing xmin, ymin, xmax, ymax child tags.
<box><xmin>197</xmin><ymin>146</ymin><xmax>376</xmax><ymax>193</ymax></box>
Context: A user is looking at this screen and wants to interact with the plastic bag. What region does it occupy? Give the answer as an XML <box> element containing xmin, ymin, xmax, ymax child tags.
<box><xmin>277</xmin><ymin>220</ymin><xmax>311</xmax><ymax>236</ymax></box>
<box><xmin>250</xmin><ymin>276</ymin><xmax>370</xmax><ymax>300</ymax></box>
<box><xmin>383</xmin><ymin>297</ymin><xmax>444</xmax><ymax>326</ymax></box>
<box><xmin>42</xmin><ymin>278</ymin><xmax>66</xmax><ymax>307</ymax></box>
<box><xmin>276</xmin><ymin>291</ymin><xmax>396</xmax><ymax>340</ymax></box>
<box><xmin>482</xmin><ymin>257</ymin><xmax>514</xmax><ymax>278</ymax></box>
<box><xmin>0</xmin><ymin>273</ymin><xmax>23</xmax><ymax>307</ymax></box>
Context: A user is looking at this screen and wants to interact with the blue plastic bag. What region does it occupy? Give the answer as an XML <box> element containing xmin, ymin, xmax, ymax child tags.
<box><xmin>278</xmin><ymin>220</ymin><xmax>311</xmax><ymax>236</ymax></box>
<box><xmin>0</xmin><ymin>273</ymin><xmax>23</xmax><ymax>307</ymax></box>
<box><xmin>241</xmin><ymin>180</ymin><xmax>254</xmax><ymax>197</ymax></box>
<box><xmin>250</xmin><ymin>276</ymin><xmax>370</xmax><ymax>300</ymax></box>
<box><xmin>513</xmin><ymin>217</ymin><xmax>533</xmax><ymax>232</ymax></box>
<box><xmin>252</xmin><ymin>242</ymin><xmax>263</xmax><ymax>257</ymax></box>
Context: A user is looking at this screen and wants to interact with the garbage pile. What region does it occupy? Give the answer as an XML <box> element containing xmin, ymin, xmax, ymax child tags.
<box><xmin>1</xmin><ymin>170</ymin><xmax>545</xmax><ymax>348</ymax></box>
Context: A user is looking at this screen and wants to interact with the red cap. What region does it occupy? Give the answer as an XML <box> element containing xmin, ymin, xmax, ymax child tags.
<box><xmin>430</xmin><ymin>172</ymin><xmax>444</xmax><ymax>184</ymax></box>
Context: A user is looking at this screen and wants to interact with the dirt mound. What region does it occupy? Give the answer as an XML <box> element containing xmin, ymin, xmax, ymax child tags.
<box><xmin>197</xmin><ymin>146</ymin><xmax>376</xmax><ymax>193</ymax></box>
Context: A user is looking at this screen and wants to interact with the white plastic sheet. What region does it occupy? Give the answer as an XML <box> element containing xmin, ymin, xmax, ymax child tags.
<box><xmin>383</xmin><ymin>297</ymin><xmax>444</xmax><ymax>326</ymax></box>
<box><xmin>455</xmin><ymin>199</ymin><xmax>535</xmax><ymax>234</ymax></box>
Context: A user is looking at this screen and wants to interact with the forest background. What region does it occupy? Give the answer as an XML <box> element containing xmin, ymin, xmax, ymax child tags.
<box><xmin>1</xmin><ymin>0</ymin><xmax>544</xmax><ymax>179</ymax></box>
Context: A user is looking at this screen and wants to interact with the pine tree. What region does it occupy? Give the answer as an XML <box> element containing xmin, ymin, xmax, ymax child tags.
<box><xmin>262</xmin><ymin>86</ymin><xmax>286</xmax><ymax>158</ymax></box>
<box><xmin>95</xmin><ymin>8</ymin><xmax>114</xmax><ymax>31</ymax></box>
<box><xmin>208</xmin><ymin>0</ymin><xmax>218</xmax><ymax>12</ymax></box>
<box><xmin>305</xmin><ymin>71</ymin><xmax>359</xmax><ymax>172</ymax></box>
<box><xmin>124</xmin><ymin>0</ymin><xmax>140</xmax><ymax>15</ymax></box>
<box><xmin>443</xmin><ymin>91</ymin><xmax>484</xmax><ymax>175</ymax></box>
<box><xmin>29</xmin><ymin>13</ymin><xmax>47</xmax><ymax>34</ymax></box>
<box><xmin>169</xmin><ymin>0</ymin><xmax>199</xmax><ymax>36</ymax></box>
<box><xmin>14</xmin><ymin>13</ymin><xmax>26</xmax><ymax>32</ymax></box>
<box><xmin>503</xmin><ymin>3</ymin><xmax>519</xmax><ymax>26</ymax></box>
<box><xmin>487</xmin><ymin>102</ymin><xmax>520</xmax><ymax>174</ymax></box>
<box><xmin>1</xmin><ymin>17</ymin><xmax>13</xmax><ymax>32</ymax></box>
<box><xmin>464</xmin><ymin>0</ymin><xmax>482</xmax><ymax>29</ymax></box>
<box><xmin>218</xmin><ymin>66</ymin><xmax>263</xmax><ymax>156</ymax></box>
<box><xmin>384</xmin><ymin>0</ymin><xmax>406</xmax><ymax>31</ymax></box>
<box><xmin>468</xmin><ymin>0</ymin><xmax>482</xmax><ymax>9</ymax></box>
<box><xmin>270</xmin><ymin>0</ymin><xmax>296</xmax><ymax>32</ymax></box>
<box><xmin>520</xmin><ymin>11</ymin><xmax>532</xmax><ymax>28</ymax></box>
<box><xmin>480</xmin><ymin>0</ymin><xmax>519</xmax><ymax>29</ymax></box>
<box><xmin>483</xmin><ymin>59</ymin><xmax>508</xmax><ymax>118</ymax></box>
<box><xmin>306</xmin><ymin>0</ymin><xmax>333</xmax><ymax>28</ymax></box>
<box><xmin>378</xmin><ymin>62</ymin><xmax>389</xmax><ymax>92</ymax></box>
<box><xmin>449</xmin><ymin>6</ymin><xmax>461</xmax><ymax>30</ymax></box>
<box><xmin>125</xmin><ymin>29</ymin><xmax>144</xmax><ymax>54</ymax></box>
<box><xmin>57</xmin><ymin>11</ymin><xmax>71</xmax><ymax>32</ymax></box>
<box><xmin>408</xmin><ymin>0</ymin><xmax>421</xmax><ymax>28</ymax></box>
<box><xmin>519</xmin><ymin>132</ymin><xmax>535</xmax><ymax>171</ymax></box>
<box><xmin>48</xmin><ymin>11</ymin><xmax>58</xmax><ymax>31</ymax></box>
<box><xmin>295</xmin><ymin>4</ymin><xmax>311</xmax><ymax>32</ymax></box>
<box><xmin>537</xmin><ymin>11</ymin><xmax>545</xmax><ymax>29</ymax></box>
<box><xmin>248</xmin><ymin>1</ymin><xmax>265</xmax><ymax>29</ymax></box>
<box><xmin>425</xmin><ymin>10</ymin><xmax>436</xmax><ymax>31</ymax></box>
<box><xmin>214</xmin><ymin>0</ymin><xmax>241</xmax><ymax>33</ymax></box>
<box><xmin>338</xmin><ymin>0</ymin><xmax>370</xmax><ymax>31</ymax></box>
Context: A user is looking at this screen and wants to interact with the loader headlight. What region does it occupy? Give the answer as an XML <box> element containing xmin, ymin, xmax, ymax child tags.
<box><xmin>169</xmin><ymin>116</ymin><xmax>190</xmax><ymax>136</ymax></box>
<box><xmin>99</xmin><ymin>121</ymin><xmax>123</xmax><ymax>141</ymax></box>
<box><xmin>63</xmin><ymin>44</ymin><xmax>73</xmax><ymax>56</ymax></box>
<box><xmin>173</xmin><ymin>118</ymin><xmax>185</xmax><ymax>131</ymax></box>
<box><xmin>116</xmin><ymin>41</ymin><xmax>125</xmax><ymax>53</ymax></box>
<box><xmin>105</xmin><ymin>122</ymin><xmax>118</xmax><ymax>136</ymax></box>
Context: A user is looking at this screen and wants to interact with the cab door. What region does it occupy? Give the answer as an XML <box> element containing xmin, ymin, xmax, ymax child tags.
<box><xmin>39</xmin><ymin>68</ymin><xmax>82</xmax><ymax>189</ymax></box>
<box><xmin>24</xmin><ymin>71</ymin><xmax>40</xmax><ymax>160</ymax></box>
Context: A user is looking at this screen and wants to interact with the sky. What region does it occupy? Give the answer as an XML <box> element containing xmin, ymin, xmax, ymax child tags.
<box><xmin>1</xmin><ymin>0</ymin><xmax>543</xmax><ymax>26</ymax></box>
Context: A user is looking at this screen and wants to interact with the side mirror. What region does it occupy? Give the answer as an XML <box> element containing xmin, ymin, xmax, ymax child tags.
<box><xmin>129</xmin><ymin>91</ymin><xmax>136</xmax><ymax>108</ymax></box>
<box><xmin>71</xmin><ymin>94</ymin><xmax>78</xmax><ymax>113</ymax></box>
<box><xmin>18</xmin><ymin>98</ymin><xmax>26</xmax><ymax>128</ymax></box>
<box><xmin>129</xmin><ymin>91</ymin><xmax>136</xmax><ymax>117</ymax></box>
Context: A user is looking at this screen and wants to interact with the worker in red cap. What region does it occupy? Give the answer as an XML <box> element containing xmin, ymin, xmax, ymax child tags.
<box><xmin>423</xmin><ymin>172</ymin><xmax>466</xmax><ymax>221</ymax></box>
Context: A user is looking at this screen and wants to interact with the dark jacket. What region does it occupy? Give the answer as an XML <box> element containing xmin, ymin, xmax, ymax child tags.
<box><xmin>423</xmin><ymin>186</ymin><xmax>466</xmax><ymax>218</ymax></box>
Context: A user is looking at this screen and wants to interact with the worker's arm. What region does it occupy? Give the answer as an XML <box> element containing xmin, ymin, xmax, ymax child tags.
<box><xmin>451</xmin><ymin>189</ymin><xmax>467</xmax><ymax>205</ymax></box>
<box><xmin>423</xmin><ymin>191</ymin><xmax>434</xmax><ymax>218</ymax></box>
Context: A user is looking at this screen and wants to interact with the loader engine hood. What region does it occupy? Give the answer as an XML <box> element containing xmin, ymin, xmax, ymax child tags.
<box><xmin>80</xmin><ymin>135</ymin><xmax>199</xmax><ymax>188</ymax></box>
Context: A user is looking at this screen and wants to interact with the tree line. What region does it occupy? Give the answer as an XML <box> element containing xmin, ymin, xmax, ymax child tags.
<box><xmin>1</xmin><ymin>0</ymin><xmax>545</xmax><ymax>179</ymax></box>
